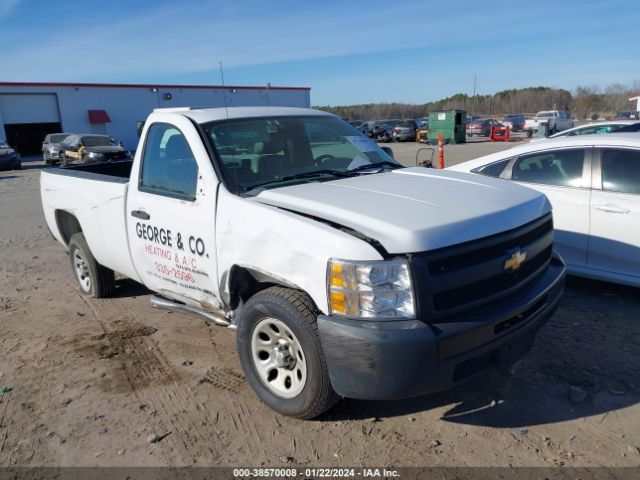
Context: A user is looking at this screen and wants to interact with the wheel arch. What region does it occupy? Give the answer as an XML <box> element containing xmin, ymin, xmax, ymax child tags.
<box><xmin>55</xmin><ymin>210</ymin><xmax>82</xmax><ymax>246</ymax></box>
<box><xmin>222</xmin><ymin>264</ymin><xmax>318</xmax><ymax>313</ymax></box>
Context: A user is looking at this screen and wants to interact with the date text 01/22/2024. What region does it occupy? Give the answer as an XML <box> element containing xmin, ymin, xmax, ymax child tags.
<box><xmin>232</xmin><ymin>468</ymin><xmax>400</xmax><ymax>478</ymax></box>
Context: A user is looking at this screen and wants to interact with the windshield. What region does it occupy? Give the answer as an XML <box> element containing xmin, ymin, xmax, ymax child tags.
<box><xmin>82</xmin><ymin>136</ymin><xmax>119</xmax><ymax>147</ymax></box>
<box><xmin>537</xmin><ymin>112</ymin><xmax>555</xmax><ymax>118</ymax></box>
<box><xmin>202</xmin><ymin>115</ymin><xmax>400</xmax><ymax>194</ymax></box>
<box><xmin>50</xmin><ymin>134</ymin><xmax>70</xmax><ymax>143</ymax></box>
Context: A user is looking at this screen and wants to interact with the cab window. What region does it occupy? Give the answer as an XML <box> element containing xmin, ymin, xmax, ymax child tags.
<box><xmin>139</xmin><ymin>124</ymin><xmax>199</xmax><ymax>200</ymax></box>
<box><xmin>601</xmin><ymin>149</ymin><xmax>640</xmax><ymax>194</ymax></box>
<box><xmin>512</xmin><ymin>149</ymin><xmax>585</xmax><ymax>187</ymax></box>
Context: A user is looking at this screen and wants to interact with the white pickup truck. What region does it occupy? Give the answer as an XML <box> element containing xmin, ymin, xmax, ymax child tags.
<box><xmin>525</xmin><ymin>110</ymin><xmax>574</xmax><ymax>135</ymax></box>
<box><xmin>41</xmin><ymin>106</ymin><xmax>565</xmax><ymax>418</ymax></box>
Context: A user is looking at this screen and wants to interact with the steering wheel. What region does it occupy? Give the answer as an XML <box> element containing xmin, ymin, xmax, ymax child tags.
<box><xmin>314</xmin><ymin>154</ymin><xmax>335</xmax><ymax>165</ymax></box>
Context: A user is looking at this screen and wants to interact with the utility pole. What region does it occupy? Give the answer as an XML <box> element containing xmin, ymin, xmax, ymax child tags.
<box><xmin>472</xmin><ymin>74</ymin><xmax>477</xmax><ymax>115</ymax></box>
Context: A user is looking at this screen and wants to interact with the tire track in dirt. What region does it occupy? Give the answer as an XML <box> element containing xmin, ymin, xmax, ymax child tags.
<box><xmin>120</xmin><ymin>299</ymin><xmax>272</xmax><ymax>462</ymax></box>
<box><xmin>78</xmin><ymin>295</ymin><xmax>229</xmax><ymax>464</ymax></box>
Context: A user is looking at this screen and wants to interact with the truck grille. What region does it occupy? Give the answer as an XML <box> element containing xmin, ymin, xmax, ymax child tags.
<box><xmin>432</xmin><ymin>245</ymin><xmax>552</xmax><ymax>311</ymax></box>
<box><xmin>419</xmin><ymin>214</ymin><xmax>554</xmax><ymax>314</ymax></box>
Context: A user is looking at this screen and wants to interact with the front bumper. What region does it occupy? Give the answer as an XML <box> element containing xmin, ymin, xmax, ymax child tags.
<box><xmin>317</xmin><ymin>253</ymin><xmax>565</xmax><ymax>400</ymax></box>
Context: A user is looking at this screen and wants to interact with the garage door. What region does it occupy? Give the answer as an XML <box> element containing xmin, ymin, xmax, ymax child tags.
<box><xmin>0</xmin><ymin>94</ymin><xmax>60</xmax><ymax>124</ymax></box>
<box><xmin>0</xmin><ymin>94</ymin><xmax>62</xmax><ymax>154</ymax></box>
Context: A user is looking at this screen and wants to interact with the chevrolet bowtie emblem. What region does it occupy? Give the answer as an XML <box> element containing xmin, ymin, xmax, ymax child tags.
<box><xmin>504</xmin><ymin>249</ymin><xmax>527</xmax><ymax>271</ymax></box>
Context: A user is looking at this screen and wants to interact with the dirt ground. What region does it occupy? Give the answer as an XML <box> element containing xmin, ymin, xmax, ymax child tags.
<box><xmin>1</xmin><ymin>148</ymin><xmax>639</xmax><ymax>468</ymax></box>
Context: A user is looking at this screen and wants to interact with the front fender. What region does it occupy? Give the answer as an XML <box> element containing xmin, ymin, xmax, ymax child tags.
<box><xmin>215</xmin><ymin>187</ymin><xmax>382</xmax><ymax>315</ymax></box>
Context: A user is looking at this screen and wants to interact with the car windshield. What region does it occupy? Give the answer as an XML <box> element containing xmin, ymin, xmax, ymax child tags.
<box><xmin>82</xmin><ymin>136</ymin><xmax>118</xmax><ymax>147</ymax></box>
<box><xmin>50</xmin><ymin>134</ymin><xmax>69</xmax><ymax>143</ymax></box>
<box><xmin>202</xmin><ymin>115</ymin><xmax>401</xmax><ymax>195</ymax></box>
<box><xmin>537</xmin><ymin>112</ymin><xmax>555</xmax><ymax>118</ymax></box>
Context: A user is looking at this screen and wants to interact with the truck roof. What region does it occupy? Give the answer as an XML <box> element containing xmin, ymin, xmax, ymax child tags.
<box><xmin>154</xmin><ymin>106</ymin><xmax>333</xmax><ymax>124</ymax></box>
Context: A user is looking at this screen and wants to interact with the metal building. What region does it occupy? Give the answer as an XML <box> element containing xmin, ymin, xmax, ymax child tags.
<box><xmin>0</xmin><ymin>82</ymin><xmax>311</xmax><ymax>154</ymax></box>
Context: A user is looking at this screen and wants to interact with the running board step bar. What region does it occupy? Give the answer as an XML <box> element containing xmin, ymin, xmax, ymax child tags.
<box><xmin>149</xmin><ymin>295</ymin><xmax>234</xmax><ymax>328</ymax></box>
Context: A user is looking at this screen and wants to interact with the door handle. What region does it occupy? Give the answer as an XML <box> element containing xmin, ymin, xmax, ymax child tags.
<box><xmin>131</xmin><ymin>210</ymin><xmax>151</xmax><ymax>220</ymax></box>
<box><xmin>593</xmin><ymin>204</ymin><xmax>630</xmax><ymax>214</ymax></box>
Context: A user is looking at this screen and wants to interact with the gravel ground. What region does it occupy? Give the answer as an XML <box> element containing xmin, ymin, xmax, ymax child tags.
<box><xmin>0</xmin><ymin>148</ymin><xmax>639</xmax><ymax>468</ymax></box>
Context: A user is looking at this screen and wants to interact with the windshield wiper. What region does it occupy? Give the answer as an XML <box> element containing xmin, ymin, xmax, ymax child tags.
<box><xmin>244</xmin><ymin>169</ymin><xmax>350</xmax><ymax>192</ymax></box>
<box><xmin>346</xmin><ymin>161</ymin><xmax>403</xmax><ymax>174</ymax></box>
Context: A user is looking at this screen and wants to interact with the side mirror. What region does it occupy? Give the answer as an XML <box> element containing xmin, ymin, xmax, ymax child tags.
<box><xmin>380</xmin><ymin>146</ymin><xmax>394</xmax><ymax>159</ymax></box>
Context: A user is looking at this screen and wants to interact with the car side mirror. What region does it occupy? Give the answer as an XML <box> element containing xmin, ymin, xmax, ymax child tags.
<box><xmin>380</xmin><ymin>146</ymin><xmax>394</xmax><ymax>159</ymax></box>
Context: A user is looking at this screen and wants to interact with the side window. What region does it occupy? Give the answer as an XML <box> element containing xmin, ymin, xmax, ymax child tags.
<box><xmin>601</xmin><ymin>149</ymin><xmax>640</xmax><ymax>194</ymax></box>
<box><xmin>475</xmin><ymin>159</ymin><xmax>511</xmax><ymax>177</ymax></box>
<box><xmin>140</xmin><ymin>124</ymin><xmax>199</xmax><ymax>200</ymax></box>
<box><xmin>512</xmin><ymin>149</ymin><xmax>585</xmax><ymax>187</ymax></box>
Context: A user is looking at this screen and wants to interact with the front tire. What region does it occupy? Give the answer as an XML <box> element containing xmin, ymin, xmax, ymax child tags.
<box><xmin>59</xmin><ymin>154</ymin><xmax>68</xmax><ymax>167</ymax></box>
<box><xmin>237</xmin><ymin>287</ymin><xmax>339</xmax><ymax>419</ymax></box>
<box><xmin>68</xmin><ymin>233</ymin><xmax>115</xmax><ymax>298</ymax></box>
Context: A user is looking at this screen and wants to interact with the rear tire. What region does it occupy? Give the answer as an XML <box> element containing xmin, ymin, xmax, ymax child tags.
<box><xmin>237</xmin><ymin>287</ymin><xmax>339</xmax><ymax>419</ymax></box>
<box><xmin>68</xmin><ymin>233</ymin><xmax>115</xmax><ymax>298</ymax></box>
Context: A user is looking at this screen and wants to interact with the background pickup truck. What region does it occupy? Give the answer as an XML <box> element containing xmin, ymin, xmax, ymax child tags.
<box><xmin>525</xmin><ymin>110</ymin><xmax>574</xmax><ymax>135</ymax></box>
<box><xmin>41</xmin><ymin>106</ymin><xmax>566</xmax><ymax>419</ymax></box>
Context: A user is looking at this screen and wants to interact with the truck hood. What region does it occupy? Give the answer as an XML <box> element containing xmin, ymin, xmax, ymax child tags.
<box><xmin>252</xmin><ymin>167</ymin><xmax>551</xmax><ymax>253</ymax></box>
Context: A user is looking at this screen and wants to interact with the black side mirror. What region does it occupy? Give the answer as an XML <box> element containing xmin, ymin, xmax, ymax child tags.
<box><xmin>380</xmin><ymin>146</ymin><xmax>394</xmax><ymax>159</ymax></box>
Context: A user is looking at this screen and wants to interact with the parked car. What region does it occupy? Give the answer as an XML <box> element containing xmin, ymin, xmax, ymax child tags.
<box><xmin>392</xmin><ymin>119</ymin><xmax>419</xmax><ymax>142</ymax></box>
<box><xmin>524</xmin><ymin>110</ymin><xmax>574</xmax><ymax>135</ymax></box>
<box><xmin>466</xmin><ymin>118</ymin><xmax>504</xmax><ymax>137</ymax></box>
<box><xmin>448</xmin><ymin>133</ymin><xmax>640</xmax><ymax>287</ymax></box>
<box><xmin>502</xmin><ymin>114</ymin><xmax>526</xmax><ymax>131</ymax></box>
<box><xmin>40</xmin><ymin>106</ymin><xmax>565</xmax><ymax>419</ymax></box>
<box><xmin>614</xmin><ymin>111</ymin><xmax>640</xmax><ymax>120</ymax></box>
<box><xmin>59</xmin><ymin>134</ymin><xmax>131</xmax><ymax>166</ymax></box>
<box><xmin>530</xmin><ymin>120</ymin><xmax>640</xmax><ymax>142</ymax></box>
<box><xmin>0</xmin><ymin>140</ymin><xmax>21</xmax><ymax>170</ymax></box>
<box><xmin>368</xmin><ymin>119</ymin><xmax>401</xmax><ymax>140</ymax></box>
<box><xmin>42</xmin><ymin>133</ymin><xmax>72</xmax><ymax>165</ymax></box>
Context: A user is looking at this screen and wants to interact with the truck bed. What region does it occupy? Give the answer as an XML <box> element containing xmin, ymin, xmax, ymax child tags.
<box><xmin>53</xmin><ymin>160</ymin><xmax>133</xmax><ymax>183</ymax></box>
<box><xmin>40</xmin><ymin>160</ymin><xmax>139</xmax><ymax>282</ymax></box>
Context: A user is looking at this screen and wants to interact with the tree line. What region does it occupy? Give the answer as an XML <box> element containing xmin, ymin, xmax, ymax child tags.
<box><xmin>314</xmin><ymin>82</ymin><xmax>640</xmax><ymax>121</ymax></box>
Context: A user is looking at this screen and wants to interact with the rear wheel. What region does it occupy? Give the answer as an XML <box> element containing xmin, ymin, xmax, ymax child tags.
<box><xmin>68</xmin><ymin>233</ymin><xmax>115</xmax><ymax>298</ymax></box>
<box><xmin>237</xmin><ymin>287</ymin><xmax>339</xmax><ymax>419</ymax></box>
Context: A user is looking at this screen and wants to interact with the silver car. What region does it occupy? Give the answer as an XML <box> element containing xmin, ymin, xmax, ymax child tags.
<box><xmin>42</xmin><ymin>133</ymin><xmax>72</xmax><ymax>165</ymax></box>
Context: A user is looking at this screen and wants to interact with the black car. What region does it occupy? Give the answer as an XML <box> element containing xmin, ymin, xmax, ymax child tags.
<box><xmin>613</xmin><ymin>111</ymin><xmax>640</xmax><ymax>120</ymax></box>
<box><xmin>42</xmin><ymin>133</ymin><xmax>72</xmax><ymax>165</ymax></box>
<box><xmin>369</xmin><ymin>119</ymin><xmax>402</xmax><ymax>141</ymax></box>
<box><xmin>59</xmin><ymin>134</ymin><xmax>131</xmax><ymax>166</ymax></box>
<box><xmin>0</xmin><ymin>140</ymin><xmax>21</xmax><ymax>170</ymax></box>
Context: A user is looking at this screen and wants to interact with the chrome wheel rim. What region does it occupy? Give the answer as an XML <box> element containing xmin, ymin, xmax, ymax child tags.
<box><xmin>250</xmin><ymin>317</ymin><xmax>307</xmax><ymax>398</ymax></box>
<box><xmin>73</xmin><ymin>249</ymin><xmax>91</xmax><ymax>292</ymax></box>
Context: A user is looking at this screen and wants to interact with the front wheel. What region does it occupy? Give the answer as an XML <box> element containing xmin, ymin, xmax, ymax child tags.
<box><xmin>68</xmin><ymin>233</ymin><xmax>115</xmax><ymax>297</ymax></box>
<box><xmin>237</xmin><ymin>287</ymin><xmax>339</xmax><ymax>419</ymax></box>
<box><xmin>59</xmin><ymin>154</ymin><xmax>68</xmax><ymax>167</ymax></box>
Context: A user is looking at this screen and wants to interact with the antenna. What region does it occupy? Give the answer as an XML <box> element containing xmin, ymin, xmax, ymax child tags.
<box><xmin>219</xmin><ymin>61</ymin><xmax>229</xmax><ymax>119</ymax></box>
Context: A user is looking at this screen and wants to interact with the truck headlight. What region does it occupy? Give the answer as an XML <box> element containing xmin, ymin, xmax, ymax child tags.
<box><xmin>327</xmin><ymin>258</ymin><xmax>415</xmax><ymax>319</ymax></box>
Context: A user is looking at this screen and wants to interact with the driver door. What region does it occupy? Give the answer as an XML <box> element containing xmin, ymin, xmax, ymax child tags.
<box><xmin>126</xmin><ymin>118</ymin><xmax>221</xmax><ymax>310</ymax></box>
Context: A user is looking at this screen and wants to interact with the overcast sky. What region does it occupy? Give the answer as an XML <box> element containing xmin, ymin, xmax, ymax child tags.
<box><xmin>1</xmin><ymin>0</ymin><xmax>638</xmax><ymax>105</ymax></box>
